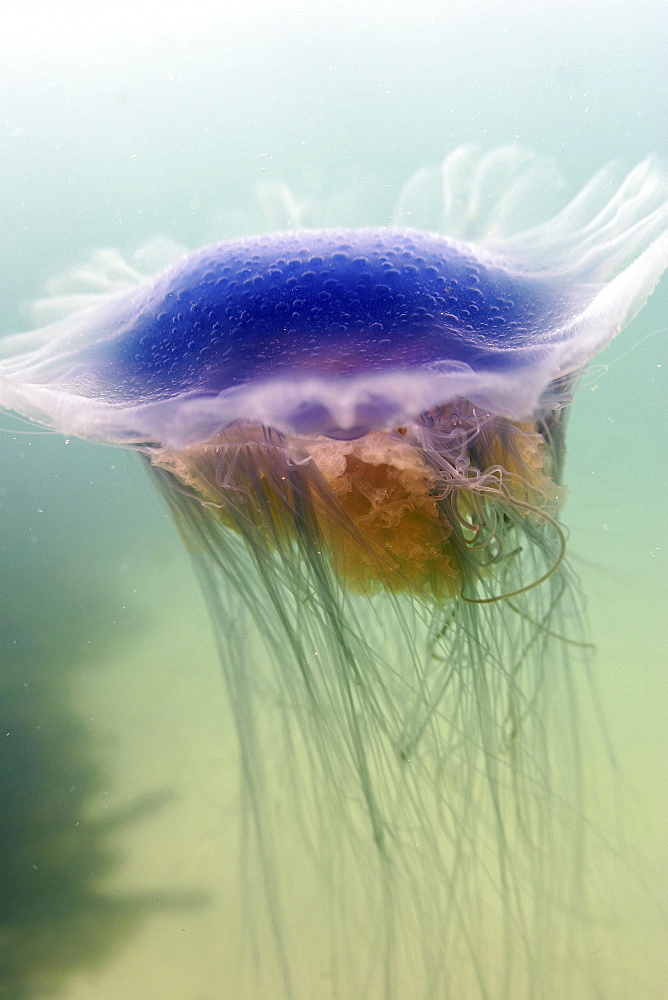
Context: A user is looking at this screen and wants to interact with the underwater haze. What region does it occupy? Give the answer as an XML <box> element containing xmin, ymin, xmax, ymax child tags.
<box><xmin>1</xmin><ymin>3</ymin><xmax>666</xmax><ymax>999</ymax></box>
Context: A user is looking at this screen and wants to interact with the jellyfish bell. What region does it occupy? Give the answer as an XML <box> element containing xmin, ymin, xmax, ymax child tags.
<box><xmin>1</xmin><ymin>147</ymin><xmax>667</xmax><ymax>998</ymax></box>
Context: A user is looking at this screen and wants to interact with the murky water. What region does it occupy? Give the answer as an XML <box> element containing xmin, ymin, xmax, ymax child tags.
<box><xmin>1</xmin><ymin>4</ymin><xmax>666</xmax><ymax>999</ymax></box>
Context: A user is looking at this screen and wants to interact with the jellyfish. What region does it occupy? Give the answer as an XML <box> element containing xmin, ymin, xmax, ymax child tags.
<box><xmin>1</xmin><ymin>147</ymin><xmax>666</xmax><ymax>999</ymax></box>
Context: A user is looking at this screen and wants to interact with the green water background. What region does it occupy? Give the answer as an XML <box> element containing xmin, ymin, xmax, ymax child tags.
<box><xmin>1</xmin><ymin>3</ymin><xmax>666</xmax><ymax>998</ymax></box>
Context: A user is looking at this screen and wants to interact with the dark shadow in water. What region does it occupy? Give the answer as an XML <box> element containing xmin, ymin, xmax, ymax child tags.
<box><xmin>0</xmin><ymin>442</ymin><xmax>206</xmax><ymax>1000</ymax></box>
